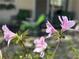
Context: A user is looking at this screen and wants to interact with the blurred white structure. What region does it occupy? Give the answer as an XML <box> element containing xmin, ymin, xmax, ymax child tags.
<box><xmin>0</xmin><ymin>0</ymin><xmax>79</xmax><ymax>24</ymax></box>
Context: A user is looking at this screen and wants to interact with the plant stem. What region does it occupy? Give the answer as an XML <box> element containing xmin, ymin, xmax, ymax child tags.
<box><xmin>18</xmin><ymin>35</ymin><xmax>27</xmax><ymax>58</ymax></box>
<box><xmin>52</xmin><ymin>40</ymin><xmax>60</xmax><ymax>59</ymax></box>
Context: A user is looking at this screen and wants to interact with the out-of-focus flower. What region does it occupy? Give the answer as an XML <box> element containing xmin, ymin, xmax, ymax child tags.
<box><xmin>0</xmin><ymin>50</ymin><xmax>2</xmax><ymax>59</ymax></box>
<box><xmin>33</xmin><ymin>36</ymin><xmax>47</xmax><ymax>57</ymax></box>
<box><xmin>2</xmin><ymin>25</ymin><xmax>17</xmax><ymax>46</ymax></box>
<box><xmin>46</xmin><ymin>21</ymin><xmax>57</xmax><ymax>38</ymax></box>
<box><xmin>58</xmin><ymin>16</ymin><xmax>75</xmax><ymax>31</ymax></box>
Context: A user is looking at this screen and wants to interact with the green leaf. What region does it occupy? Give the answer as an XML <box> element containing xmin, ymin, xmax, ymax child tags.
<box><xmin>35</xmin><ymin>14</ymin><xmax>46</xmax><ymax>27</ymax></box>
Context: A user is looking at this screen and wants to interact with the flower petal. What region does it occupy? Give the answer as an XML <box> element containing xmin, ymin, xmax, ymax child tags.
<box><xmin>58</xmin><ymin>16</ymin><xmax>63</xmax><ymax>24</ymax></box>
<box><xmin>2</xmin><ymin>25</ymin><xmax>10</xmax><ymax>32</ymax></box>
<box><xmin>2</xmin><ymin>25</ymin><xmax>16</xmax><ymax>46</ymax></box>
<box><xmin>33</xmin><ymin>48</ymin><xmax>43</xmax><ymax>53</ymax></box>
<box><xmin>7</xmin><ymin>39</ymin><xmax>12</xmax><ymax>47</ymax></box>
<box><xmin>62</xmin><ymin>16</ymin><xmax>69</xmax><ymax>22</ymax></box>
<box><xmin>46</xmin><ymin>21</ymin><xmax>57</xmax><ymax>33</ymax></box>
<box><xmin>67</xmin><ymin>21</ymin><xmax>75</xmax><ymax>28</ymax></box>
<box><xmin>46</xmin><ymin>33</ymin><xmax>52</xmax><ymax>38</ymax></box>
<box><xmin>40</xmin><ymin>52</ymin><xmax>45</xmax><ymax>58</ymax></box>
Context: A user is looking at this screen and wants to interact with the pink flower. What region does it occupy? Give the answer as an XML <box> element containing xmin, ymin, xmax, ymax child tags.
<box><xmin>46</xmin><ymin>21</ymin><xmax>57</xmax><ymax>38</ymax></box>
<box><xmin>33</xmin><ymin>36</ymin><xmax>47</xmax><ymax>57</ymax></box>
<box><xmin>58</xmin><ymin>16</ymin><xmax>75</xmax><ymax>31</ymax></box>
<box><xmin>2</xmin><ymin>25</ymin><xmax>16</xmax><ymax>46</ymax></box>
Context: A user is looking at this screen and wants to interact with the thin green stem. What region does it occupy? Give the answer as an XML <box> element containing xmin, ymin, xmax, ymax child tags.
<box><xmin>20</xmin><ymin>40</ymin><xmax>26</xmax><ymax>48</ymax></box>
<box><xmin>17</xmin><ymin>35</ymin><xmax>28</xmax><ymax>58</ymax></box>
<box><xmin>52</xmin><ymin>40</ymin><xmax>60</xmax><ymax>59</ymax></box>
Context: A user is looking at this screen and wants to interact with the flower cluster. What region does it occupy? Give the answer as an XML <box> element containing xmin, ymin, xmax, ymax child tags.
<box><xmin>2</xmin><ymin>16</ymin><xmax>78</xmax><ymax>58</ymax></box>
